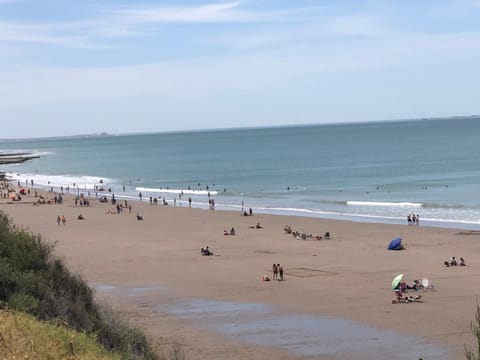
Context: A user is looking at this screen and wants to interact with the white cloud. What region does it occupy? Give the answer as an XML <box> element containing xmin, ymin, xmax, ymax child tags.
<box><xmin>0</xmin><ymin>2</ymin><xmax>324</xmax><ymax>47</ymax></box>
<box><xmin>109</xmin><ymin>2</ymin><xmax>251</xmax><ymax>24</ymax></box>
<box><xmin>323</xmin><ymin>14</ymin><xmax>391</xmax><ymax>37</ymax></box>
<box><xmin>2</xmin><ymin>28</ymin><xmax>480</xmax><ymax>109</ymax></box>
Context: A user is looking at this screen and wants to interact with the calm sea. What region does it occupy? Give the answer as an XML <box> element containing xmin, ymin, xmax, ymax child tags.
<box><xmin>1</xmin><ymin>118</ymin><xmax>480</xmax><ymax>229</ymax></box>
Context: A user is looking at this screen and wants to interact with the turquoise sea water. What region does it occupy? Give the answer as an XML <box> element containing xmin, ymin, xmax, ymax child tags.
<box><xmin>1</xmin><ymin>117</ymin><xmax>479</xmax><ymax>229</ymax></box>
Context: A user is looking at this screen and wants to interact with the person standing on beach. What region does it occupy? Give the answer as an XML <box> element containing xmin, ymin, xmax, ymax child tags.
<box><xmin>139</xmin><ymin>192</ymin><xmax>142</xmax><ymax>201</ymax></box>
<box><xmin>188</xmin><ymin>197</ymin><xmax>192</xmax><ymax>208</ymax></box>
<box><xmin>272</xmin><ymin>264</ymin><xmax>278</xmax><ymax>280</ymax></box>
<box><xmin>278</xmin><ymin>264</ymin><xmax>284</xmax><ymax>281</ymax></box>
<box><xmin>416</xmin><ymin>214</ymin><xmax>420</xmax><ymax>226</ymax></box>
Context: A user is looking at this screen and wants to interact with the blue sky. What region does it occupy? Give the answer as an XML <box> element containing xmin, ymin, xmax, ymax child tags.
<box><xmin>1</xmin><ymin>0</ymin><xmax>480</xmax><ymax>138</ymax></box>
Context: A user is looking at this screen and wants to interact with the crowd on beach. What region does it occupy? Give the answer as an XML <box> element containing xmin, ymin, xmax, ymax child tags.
<box><xmin>262</xmin><ymin>263</ymin><xmax>284</xmax><ymax>282</ymax></box>
<box><xmin>284</xmin><ymin>224</ymin><xmax>330</xmax><ymax>241</ymax></box>
<box><xmin>444</xmin><ymin>256</ymin><xmax>466</xmax><ymax>267</ymax></box>
<box><xmin>391</xmin><ymin>254</ymin><xmax>468</xmax><ymax>305</ymax></box>
<box><xmin>407</xmin><ymin>213</ymin><xmax>420</xmax><ymax>226</ymax></box>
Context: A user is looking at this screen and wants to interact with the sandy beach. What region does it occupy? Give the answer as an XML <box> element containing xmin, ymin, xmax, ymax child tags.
<box><xmin>1</xmin><ymin>185</ymin><xmax>479</xmax><ymax>359</ymax></box>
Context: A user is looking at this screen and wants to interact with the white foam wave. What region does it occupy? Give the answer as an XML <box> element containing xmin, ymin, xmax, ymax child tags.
<box><xmin>135</xmin><ymin>187</ymin><xmax>218</xmax><ymax>195</ymax></box>
<box><xmin>31</xmin><ymin>151</ymin><xmax>54</xmax><ymax>157</ymax></box>
<box><xmin>6</xmin><ymin>172</ymin><xmax>110</xmax><ymax>190</ymax></box>
<box><xmin>347</xmin><ymin>201</ymin><xmax>423</xmax><ymax>208</ymax></box>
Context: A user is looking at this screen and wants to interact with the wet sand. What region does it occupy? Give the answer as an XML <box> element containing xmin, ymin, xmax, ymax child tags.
<box><xmin>2</xmin><ymin>185</ymin><xmax>479</xmax><ymax>359</ymax></box>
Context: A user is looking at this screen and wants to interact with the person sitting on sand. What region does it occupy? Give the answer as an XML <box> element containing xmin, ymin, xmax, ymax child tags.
<box><xmin>77</xmin><ymin>214</ymin><xmax>84</xmax><ymax>220</ymax></box>
<box><xmin>405</xmin><ymin>279</ymin><xmax>420</xmax><ymax>290</ymax></box>
<box><xmin>230</xmin><ymin>227</ymin><xmax>235</xmax><ymax>235</ymax></box>
<box><xmin>324</xmin><ymin>232</ymin><xmax>330</xmax><ymax>239</ymax></box>
<box><xmin>224</xmin><ymin>230</ymin><xmax>229</xmax><ymax>236</ymax></box>
<box><xmin>444</xmin><ymin>260</ymin><xmax>450</xmax><ymax>267</ymax></box>
<box><xmin>262</xmin><ymin>274</ymin><xmax>270</xmax><ymax>281</ymax></box>
<box><xmin>136</xmin><ymin>213</ymin><xmax>143</xmax><ymax>221</ymax></box>
<box><xmin>284</xmin><ymin>225</ymin><xmax>292</xmax><ymax>234</ymax></box>
<box><xmin>460</xmin><ymin>257</ymin><xmax>466</xmax><ymax>266</ymax></box>
<box><xmin>450</xmin><ymin>256</ymin><xmax>457</xmax><ymax>266</ymax></box>
<box><xmin>411</xmin><ymin>279</ymin><xmax>420</xmax><ymax>290</ymax></box>
<box><xmin>201</xmin><ymin>246</ymin><xmax>213</xmax><ymax>256</ymax></box>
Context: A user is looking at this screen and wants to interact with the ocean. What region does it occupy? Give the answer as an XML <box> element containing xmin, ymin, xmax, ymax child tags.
<box><xmin>1</xmin><ymin>117</ymin><xmax>479</xmax><ymax>229</ymax></box>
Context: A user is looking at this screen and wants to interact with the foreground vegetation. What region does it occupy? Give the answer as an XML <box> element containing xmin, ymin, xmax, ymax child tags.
<box><xmin>0</xmin><ymin>211</ymin><xmax>158</xmax><ymax>359</ymax></box>
<box><xmin>0</xmin><ymin>309</ymin><xmax>121</xmax><ymax>359</ymax></box>
<box><xmin>465</xmin><ymin>304</ymin><xmax>480</xmax><ymax>360</ymax></box>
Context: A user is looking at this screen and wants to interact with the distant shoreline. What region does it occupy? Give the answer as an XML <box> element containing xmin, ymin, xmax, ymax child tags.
<box><xmin>1</xmin><ymin>114</ymin><xmax>479</xmax><ymax>142</ymax></box>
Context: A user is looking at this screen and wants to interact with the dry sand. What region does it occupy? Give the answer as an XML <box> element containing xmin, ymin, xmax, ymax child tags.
<box><xmin>2</xmin><ymin>185</ymin><xmax>480</xmax><ymax>359</ymax></box>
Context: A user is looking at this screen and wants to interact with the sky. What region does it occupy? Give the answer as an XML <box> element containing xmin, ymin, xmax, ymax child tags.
<box><xmin>1</xmin><ymin>0</ymin><xmax>480</xmax><ymax>138</ymax></box>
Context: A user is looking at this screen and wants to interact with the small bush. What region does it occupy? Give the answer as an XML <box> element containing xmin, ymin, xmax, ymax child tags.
<box><xmin>465</xmin><ymin>303</ymin><xmax>480</xmax><ymax>360</ymax></box>
<box><xmin>96</xmin><ymin>304</ymin><xmax>159</xmax><ymax>359</ymax></box>
<box><xmin>7</xmin><ymin>292</ymin><xmax>39</xmax><ymax>314</ymax></box>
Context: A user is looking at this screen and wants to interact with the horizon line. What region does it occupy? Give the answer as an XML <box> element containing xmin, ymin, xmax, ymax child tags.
<box><xmin>0</xmin><ymin>114</ymin><xmax>479</xmax><ymax>142</ymax></box>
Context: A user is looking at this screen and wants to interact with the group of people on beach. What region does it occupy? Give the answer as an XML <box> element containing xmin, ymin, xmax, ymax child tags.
<box><xmin>224</xmin><ymin>227</ymin><xmax>235</xmax><ymax>235</ymax></box>
<box><xmin>284</xmin><ymin>225</ymin><xmax>330</xmax><ymax>241</ymax></box>
<box><xmin>243</xmin><ymin>207</ymin><xmax>253</xmax><ymax>216</ymax></box>
<box><xmin>407</xmin><ymin>214</ymin><xmax>420</xmax><ymax>226</ymax></box>
<box><xmin>262</xmin><ymin>263</ymin><xmax>285</xmax><ymax>281</ymax></box>
<box><xmin>392</xmin><ymin>278</ymin><xmax>424</xmax><ymax>304</ymax></box>
<box><xmin>208</xmin><ymin>198</ymin><xmax>215</xmax><ymax>210</ymax></box>
<box><xmin>56</xmin><ymin>215</ymin><xmax>66</xmax><ymax>225</ymax></box>
<box><xmin>392</xmin><ymin>291</ymin><xmax>422</xmax><ymax>304</ymax></box>
<box><xmin>444</xmin><ymin>256</ymin><xmax>466</xmax><ymax>267</ymax></box>
<box><xmin>272</xmin><ymin>263</ymin><xmax>284</xmax><ymax>281</ymax></box>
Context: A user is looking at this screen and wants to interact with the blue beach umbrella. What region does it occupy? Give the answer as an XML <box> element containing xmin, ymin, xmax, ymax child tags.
<box><xmin>388</xmin><ymin>237</ymin><xmax>403</xmax><ymax>250</ymax></box>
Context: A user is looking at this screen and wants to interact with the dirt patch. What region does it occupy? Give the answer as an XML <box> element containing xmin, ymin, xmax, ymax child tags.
<box><xmin>286</xmin><ymin>267</ymin><xmax>338</xmax><ymax>278</ymax></box>
<box><xmin>456</xmin><ymin>231</ymin><xmax>480</xmax><ymax>236</ymax></box>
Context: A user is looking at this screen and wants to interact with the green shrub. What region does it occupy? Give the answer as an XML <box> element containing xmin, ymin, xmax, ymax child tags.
<box><xmin>96</xmin><ymin>304</ymin><xmax>158</xmax><ymax>359</ymax></box>
<box><xmin>465</xmin><ymin>303</ymin><xmax>480</xmax><ymax>360</ymax></box>
<box><xmin>7</xmin><ymin>291</ymin><xmax>39</xmax><ymax>313</ymax></box>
